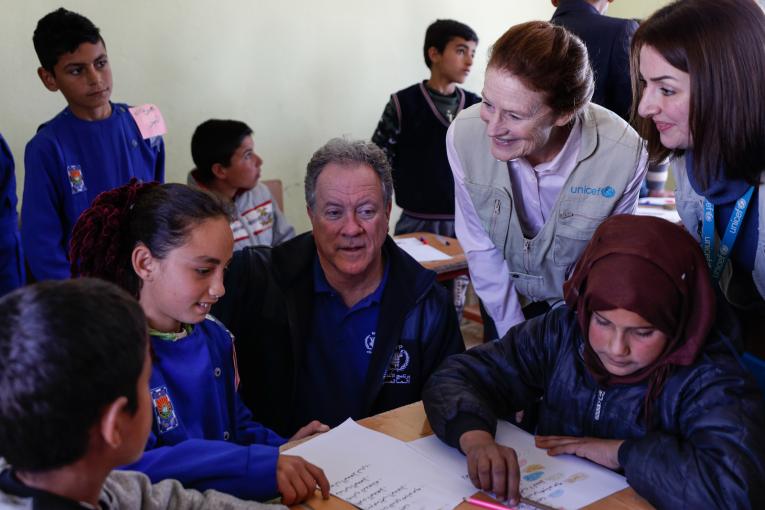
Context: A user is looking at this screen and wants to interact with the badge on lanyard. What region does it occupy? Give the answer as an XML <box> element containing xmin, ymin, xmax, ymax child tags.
<box><xmin>701</xmin><ymin>186</ymin><xmax>754</xmax><ymax>281</ymax></box>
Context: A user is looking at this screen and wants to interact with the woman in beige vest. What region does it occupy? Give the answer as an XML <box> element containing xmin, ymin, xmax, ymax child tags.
<box><xmin>449</xmin><ymin>21</ymin><xmax>647</xmax><ymax>338</ymax></box>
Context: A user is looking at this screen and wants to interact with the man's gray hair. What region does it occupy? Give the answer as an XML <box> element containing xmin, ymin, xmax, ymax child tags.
<box><xmin>305</xmin><ymin>138</ymin><xmax>394</xmax><ymax>210</ymax></box>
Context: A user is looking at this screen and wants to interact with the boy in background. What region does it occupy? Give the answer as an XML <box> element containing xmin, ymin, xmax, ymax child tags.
<box><xmin>189</xmin><ymin>119</ymin><xmax>294</xmax><ymax>250</ymax></box>
<box><xmin>22</xmin><ymin>8</ymin><xmax>165</xmax><ymax>282</ymax></box>
<box><xmin>0</xmin><ymin>278</ymin><xmax>285</xmax><ymax>509</ymax></box>
<box><xmin>372</xmin><ymin>19</ymin><xmax>479</xmax><ymax>317</ymax></box>
<box><xmin>372</xmin><ymin>19</ymin><xmax>479</xmax><ymax>237</ymax></box>
<box><xmin>0</xmin><ymin>133</ymin><xmax>24</xmax><ymax>296</ymax></box>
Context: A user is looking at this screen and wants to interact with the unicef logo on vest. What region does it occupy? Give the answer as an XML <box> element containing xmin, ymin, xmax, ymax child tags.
<box><xmin>570</xmin><ymin>185</ymin><xmax>616</xmax><ymax>198</ymax></box>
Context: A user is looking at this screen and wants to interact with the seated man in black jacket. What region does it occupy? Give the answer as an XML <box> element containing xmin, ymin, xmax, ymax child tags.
<box><xmin>213</xmin><ymin>137</ymin><xmax>464</xmax><ymax>437</ymax></box>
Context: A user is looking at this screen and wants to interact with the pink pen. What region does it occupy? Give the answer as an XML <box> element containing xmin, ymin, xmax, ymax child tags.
<box><xmin>463</xmin><ymin>496</ymin><xmax>516</xmax><ymax>510</ymax></box>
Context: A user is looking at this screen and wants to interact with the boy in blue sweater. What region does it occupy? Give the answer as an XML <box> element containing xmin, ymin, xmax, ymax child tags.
<box><xmin>0</xmin><ymin>133</ymin><xmax>24</xmax><ymax>296</ymax></box>
<box><xmin>22</xmin><ymin>8</ymin><xmax>165</xmax><ymax>282</ymax></box>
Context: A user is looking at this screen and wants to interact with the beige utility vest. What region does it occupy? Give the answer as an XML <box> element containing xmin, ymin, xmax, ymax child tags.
<box><xmin>452</xmin><ymin>103</ymin><xmax>643</xmax><ymax>304</ymax></box>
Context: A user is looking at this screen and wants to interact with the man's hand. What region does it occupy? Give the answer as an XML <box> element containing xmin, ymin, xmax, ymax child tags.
<box><xmin>459</xmin><ymin>430</ymin><xmax>521</xmax><ymax>505</ymax></box>
<box><xmin>290</xmin><ymin>420</ymin><xmax>330</xmax><ymax>441</ymax></box>
<box><xmin>535</xmin><ymin>435</ymin><xmax>624</xmax><ymax>470</ymax></box>
<box><xmin>276</xmin><ymin>454</ymin><xmax>330</xmax><ymax>505</ymax></box>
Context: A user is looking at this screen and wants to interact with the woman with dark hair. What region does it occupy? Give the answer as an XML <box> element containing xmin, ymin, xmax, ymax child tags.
<box><xmin>450</xmin><ymin>21</ymin><xmax>647</xmax><ymax>339</ymax></box>
<box><xmin>423</xmin><ymin>215</ymin><xmax>765</xmax><ymax>509</ymax></box>
<box><xmin>631</xmin><ymin>0</ymin><xmax>765</xmax><ymax>310</ymax></box>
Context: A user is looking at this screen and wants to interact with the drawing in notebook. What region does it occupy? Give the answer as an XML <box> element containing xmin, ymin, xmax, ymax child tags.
<box><xmin>408</xmin><ymin>420</ymin><xmax>628</xmax><ymax>510</ymax></box>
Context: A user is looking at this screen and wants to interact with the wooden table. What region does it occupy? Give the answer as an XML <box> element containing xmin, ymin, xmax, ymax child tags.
<box><xmin>287</xmin><ymin>402</ymin><xmax>654</xmax><ymax>510</ymax></box>
<box><xmin>395</xmin><ymin>232</ymin><xmax>468</xmax><ymax>282</ymax></box>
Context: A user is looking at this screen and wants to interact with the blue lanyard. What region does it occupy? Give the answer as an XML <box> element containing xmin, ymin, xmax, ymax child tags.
<box><xmin>701</xmin><ymin>186</ymin><xmax>754</xmax><ymax>281</ymax></box>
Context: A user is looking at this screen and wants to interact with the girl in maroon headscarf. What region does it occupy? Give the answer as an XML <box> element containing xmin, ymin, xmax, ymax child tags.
<box><xmin>423</xmin><ymin>214</ymin><xmax>765</xmax><ymax>509</ymax></box>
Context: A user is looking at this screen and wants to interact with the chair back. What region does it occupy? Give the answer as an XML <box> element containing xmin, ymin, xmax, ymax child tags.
<box><xmin>262</xmin><ymin>179</ymin><xmax>284</xmax><ymax>210</ymax></box>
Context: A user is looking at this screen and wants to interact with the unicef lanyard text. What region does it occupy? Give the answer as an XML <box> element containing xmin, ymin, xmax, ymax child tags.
<box><xmin>702</xmin><ymin>186</ymin><xmax>754</xmax><ymax>281</ymax></box>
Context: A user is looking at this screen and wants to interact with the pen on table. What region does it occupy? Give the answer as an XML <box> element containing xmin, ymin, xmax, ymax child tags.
<box><xmin>464</xmin><ymin>495</ymin><xmax>558</xmax><ymax>510</ymax></box>
<box><xmin>418</xmin><ymin>236</ymin><xmax>428</xmax><ymax>245</ymax></box>
<box><xmin>435</xmin><ymin>234</ymin><xmax>451</xmax><ymax>246</ymax></box>
<box><xmin>463</xmin><ymin>497</ymin><xmax>515</xmax><ymax>510</ymax></box>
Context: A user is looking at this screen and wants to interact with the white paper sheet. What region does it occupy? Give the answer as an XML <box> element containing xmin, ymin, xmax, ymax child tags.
<box><xmin>635</xmin><ymin>205</ymin><xmax>681</xmax><ymax>223</ymax></box>
<box><xmin>638</xmin><ymin>197</ymin><xmax>675</xmax><ymax>206</ymax></box>
<box><xmin>394</xmin><ymin>237</ymin><xmax>452</xmax><ymax>262</ymax></box>
<box><xmin>407</xmin><ymin>420</ymin><xmax>629</xmax><ymax>510</ymax></box>
<box><xmin>288</xmin><ymin>419</ymin><xmax>469</xmax><ymax>510</ymax></box>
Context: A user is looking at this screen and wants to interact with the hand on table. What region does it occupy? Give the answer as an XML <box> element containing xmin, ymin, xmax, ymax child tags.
<box><xmin>459</xmin><ymin>430</ymin><xmax>521</xmax><ymax>505</ymax></box>
<box><xmin>535</xmin><ymin>435</ymin><xmax>624</xmax><ymax>470</ymax></box>
<box><xmin>276</xmin><ymin>454</ymin><xmax>330</xmax><ymax>505</ymax></box>
<box><xmin>290</xmin><ymin>420</ymin><xmax>330</xmax><ymax>441</ymax></box>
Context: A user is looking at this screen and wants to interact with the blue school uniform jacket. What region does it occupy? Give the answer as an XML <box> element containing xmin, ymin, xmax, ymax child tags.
<box><xmin>0</xmin><ymin>133</ymin><xmax>24</xmax><ymax>295</ymax></box>
<box><xmin>423</xmin><ymin>305</ymin><xmax>765</xmax><ymax>510</ymax></box>
<box><xmin>21</xmin><ymin>103</ymin><xmax>164</xmax><ymax>281</ymax></box>
<box><xmin>123</xmin><ymin>316</ymin><xmax>286</xmax><ymax>501</ymax></box>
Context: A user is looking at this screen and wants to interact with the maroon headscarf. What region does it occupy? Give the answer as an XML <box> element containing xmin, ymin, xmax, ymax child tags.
<box><xmin>563</xmin><ymin>215</ymin><xmax>716</xmax><ymax>421</ymax></box>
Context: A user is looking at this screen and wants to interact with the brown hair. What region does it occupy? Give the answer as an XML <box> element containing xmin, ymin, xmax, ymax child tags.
<box><xmin>488</xmin><ymin>21</ymin><xmax>594</xmax><ymax>117</ymax></box>
<box><xmin>630</xmin><ymin>0</ymin><xmax>765</xmax><ymax>187</ymax></box>
<box><xmin>70</xmin><ymin>180</ymin><xmax>228</xmax><ymax>298</ymax></box>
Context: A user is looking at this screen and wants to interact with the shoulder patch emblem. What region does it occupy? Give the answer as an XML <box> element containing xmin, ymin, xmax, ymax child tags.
<box><xmin>67</xmin><ymin>165</ymin><xmax>86</xmax><ymax>194</ymax></box>
<box><xmin>151</xmin><ymin>385</ymin><xmax>179</xmax><ymax>433</ymax></box>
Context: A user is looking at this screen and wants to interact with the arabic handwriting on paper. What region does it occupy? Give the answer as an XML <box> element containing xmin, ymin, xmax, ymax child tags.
<box><xmin>331</xmin><ymin>463</ymin><xmax>427</xmax><ymax>510</ymax></box>
<box><xmin>286</xmin><ymin>419</ymin><xmax>467</xmax><ymax>510</ymax></box>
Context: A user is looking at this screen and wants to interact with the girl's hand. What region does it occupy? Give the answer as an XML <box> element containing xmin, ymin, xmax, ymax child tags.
<box><xmin>535</xmin><ymin>435</ymin><xmax>624</xmax><ymax>469</ymax></box>
<box><xmin>276</xmin><ymin>454</ymin><xmax>330</xmax><ymax>504</ymax></box>
<box><xmin>290</xmin><ymin>420</ymin><xmax>330</xmax><ymax>441</ymax></box>
<box><xmin>459</xmin><ymin>430</ymin><xmax>521</xmax><ymax>505</ymax></box>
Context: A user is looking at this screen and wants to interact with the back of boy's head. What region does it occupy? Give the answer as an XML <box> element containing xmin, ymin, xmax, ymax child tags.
<box><xmin>423</xmin><ymin>19</ymin><xmax>478</xmax><ymax>68</ymax></box>
<box><xmin>70</xmin><ymin>180</ymin><xmax>229</xmax><ymax>298</ymax></box>
<box><xmin>33</xmin><ymin>8</ymin><xmax>103</xmax><ymax>73</ymax></box>
<box><xmin>191</xmin><ymin>119</ymin><xmax>253</xmax><ymax>184</ymax></box>
<box><xmin>0</xmin><ymin>278</ymin><xmax>147</xmax><ymax>471</ymax></box>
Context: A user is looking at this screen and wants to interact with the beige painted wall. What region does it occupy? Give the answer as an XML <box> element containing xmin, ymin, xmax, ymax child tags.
<box><xmin>608</xmin><ymin>0</ymin><xmax>671</xmax><ymax>20</ymax></box>
<box><xmin>1</xmin><ymin>0</ymin><xmax>559</xmax><ymax>233</ymax></box>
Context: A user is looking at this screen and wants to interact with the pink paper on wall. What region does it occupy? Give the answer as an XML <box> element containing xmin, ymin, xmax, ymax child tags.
<box><xmin>129</xmin><ymin>104</ymin><xmax>167</xmax><ymax>139</ymax></box>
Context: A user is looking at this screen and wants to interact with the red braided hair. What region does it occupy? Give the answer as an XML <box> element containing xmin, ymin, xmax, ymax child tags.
<box><xmin>69</xmin><ymin>179</ymin><xmax>159</xmax><ymax>298</ymax></box>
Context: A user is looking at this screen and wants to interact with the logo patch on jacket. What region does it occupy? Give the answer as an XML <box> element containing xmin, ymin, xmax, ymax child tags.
<box><xmin>364</xmin><ymin>332</ymin><xmax>375</xmax><ymax>354</ymax></box>
<box><xmin>383</xmin><ymin>344</ymin><xmax>411</xmax><ymax>384</ymax></box>
<box><xmin>66</xmin><ymin>165</ymin><xmax>86</xmax><ymax>194</ymax></box>
<box><xmin>151</xmin><ymin>385</ymin><xmax>179</xmax><ymax>433</ymax></box>
<box><xmin>569</xmin><ymin>185</ymin><xmax>615</xmax><ymax>198</ymax></box>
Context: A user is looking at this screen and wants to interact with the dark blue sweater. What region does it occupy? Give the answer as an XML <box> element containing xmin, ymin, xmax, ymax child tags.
<box><xmin>21</xmin><ymin>103</ymin><xmax>164</xmax><ymax>281</ymax></box>
<box><xmin>123</xmin><ymin>316</ymin><xmax>286</xmax><ymax>501</ymax></box>
<box><xmin>0</xmin><ymin>133</ymin><xmax>23</xmax><ymax>295</ymax></box>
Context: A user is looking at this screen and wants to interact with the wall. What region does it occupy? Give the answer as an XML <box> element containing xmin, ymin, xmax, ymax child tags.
<box><xmin>0</xmin><ymin>0</ymin><xmax>558</xmax><ymax>233</ymax></box>
<box><xmin>608</xmin><ymin>0</ymin><xmax>671</xmax><ymax>20</ymax></box>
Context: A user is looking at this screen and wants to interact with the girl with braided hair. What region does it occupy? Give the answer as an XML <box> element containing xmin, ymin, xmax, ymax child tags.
<box><xmin>70</xmin><ymin>180</ymin><xmax>330</xmax><ymax>505</ymax></box>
